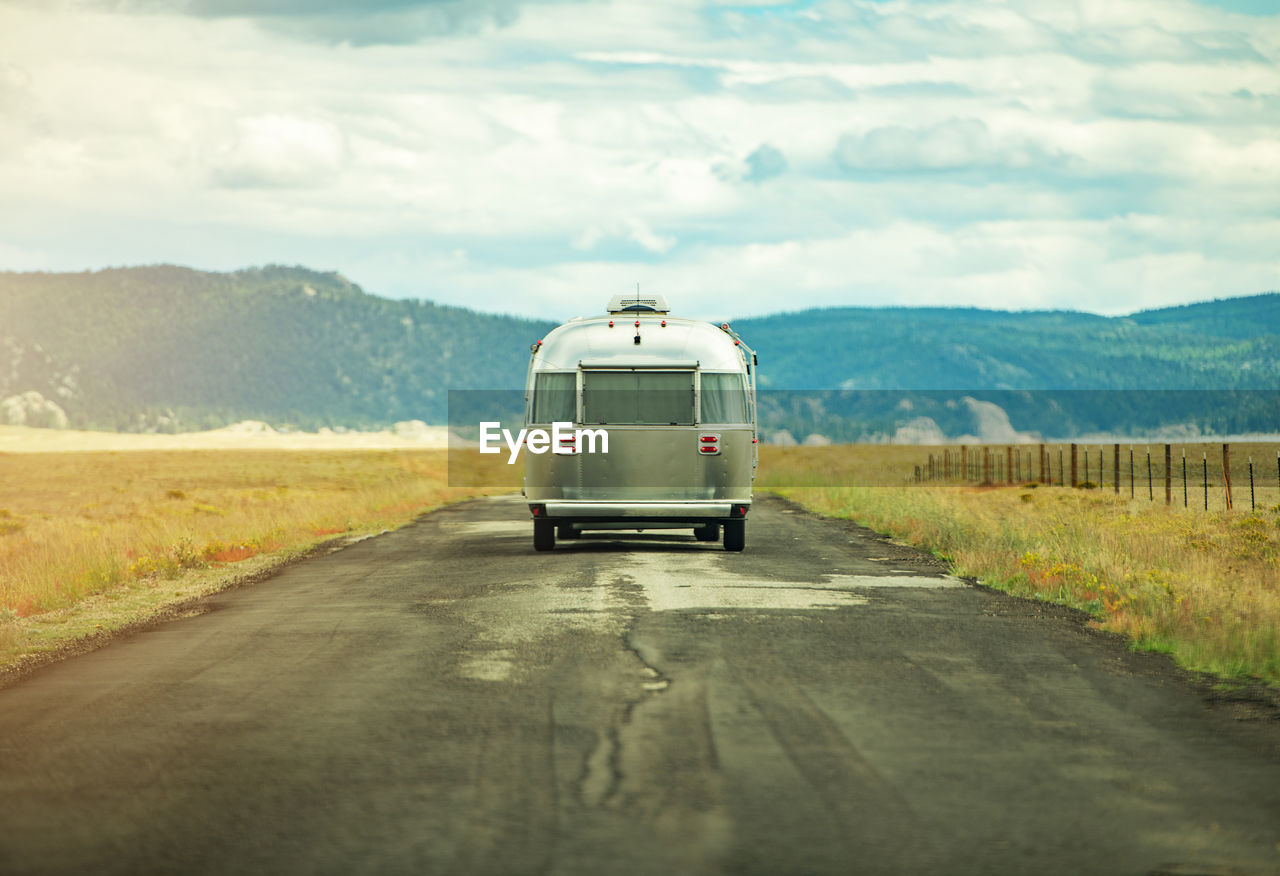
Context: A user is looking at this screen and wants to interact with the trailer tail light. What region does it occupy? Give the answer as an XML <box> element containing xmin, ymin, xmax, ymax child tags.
<box><xmin>732</xmin><ymin>504</ymin><xmax>749</xmax><ymax>517</ymax></box>
<box><xmin>530</xmin><ymin>504</ymin><xmax>545</xmax><ymax>517</ymax></box>
<box><xmin>698</xmin><ymin>433</ymin><xmax>720</xmax><ymax>455</ymax></box>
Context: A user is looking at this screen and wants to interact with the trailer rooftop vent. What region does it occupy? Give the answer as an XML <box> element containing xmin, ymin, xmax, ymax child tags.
<box><xmin>606</xmin><ymin>294</ymin><xmax>670</xmax><ymax>314</ymax></box>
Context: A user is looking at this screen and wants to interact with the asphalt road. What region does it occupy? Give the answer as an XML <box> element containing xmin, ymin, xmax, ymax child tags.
<box><xmin>1</xmin><ymin>494</ymin><xmax>1279</xmax><ymax>875</ymax></box>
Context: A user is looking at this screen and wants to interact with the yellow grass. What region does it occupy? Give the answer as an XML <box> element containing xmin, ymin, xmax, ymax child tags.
<box><xmin>760</xmin><ymin>445</ymin><xmax>1280</xmax><ymax>686</ymax></box>
<box><xmin>0</xmin><ymin>447</ymin><xmax>498</xmax><ymax>670</ymax></box>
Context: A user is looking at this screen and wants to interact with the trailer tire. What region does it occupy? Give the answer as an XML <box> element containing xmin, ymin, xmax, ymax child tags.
<box><xmin>695</xmin><ymin>524</ymin><xmax>720</xmax><ymax>541</ymax></box>
<box><xmin>557</xmin><ymin>523</ymin><xmax>580</xmax><ymax>539</ymax></box>
<box><xmin>723</xmin><ymin>519</ymin><xmax>745</xmax><ymax>552</ymax></box>
<box><xmin>534</xmin><ymin>519</ymin><xmax>555</xmax><ymax>551</ymax></box>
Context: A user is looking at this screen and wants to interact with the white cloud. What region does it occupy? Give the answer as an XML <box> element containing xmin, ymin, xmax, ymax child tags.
<box><xmin>834</xmin><ymin>118</ymin><xmax>1056</xmax><ymax>172</ymax></box>
<box><xmin>209</xmin><ymin>115</ymin><xmax>346</xmax><ymax>188</ymax></box>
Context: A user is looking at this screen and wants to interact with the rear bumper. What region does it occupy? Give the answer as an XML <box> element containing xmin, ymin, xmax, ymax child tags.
<box><xmin>531</xmin><ymin>500</ymin><xmax>750</xmax><ymax>522</ymax></box>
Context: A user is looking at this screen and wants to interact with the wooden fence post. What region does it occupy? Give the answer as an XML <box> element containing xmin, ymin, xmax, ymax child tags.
<box><xmin>961</xmin><ymin>446</ymin><xmax>968</xmax><ymax>483</ymax></box>
<box><xmin>1113</xmin><ymin>443</ymin><xmax>1119</xmax><ymax>494</ymax></box>
<box><xmin>1222</xmin><ymin>443</ymin><xmax>1233</xmax><ymax>510</ymax></box>
<box><xmin>1070</xmin><ymin>443</ymin><xmax>1078</xmax><ymax>488</ymax></box>
<box><xmin>1164</xmin><ymin>444</ymin><xmax>1172</xmax><ymax>506</ymax></box>
<box><xmin>983</xmin><ymin>447</ymin><xmax>990</xmax><ymax>485</ymax></box>
<box><xmin>1039</xmin><ymin>443</ymin><xmax>1046</xmax><ymax>484</ymax></box>
<box><xmin>1006</xmin><ymin>446</ymin><xmax>1013</xmax><ymax>485</ymax></box>
<box><xmin>1182</xmin><ymin>449</ymin><xmax>1187</xmax><ymax>508</ymax></box>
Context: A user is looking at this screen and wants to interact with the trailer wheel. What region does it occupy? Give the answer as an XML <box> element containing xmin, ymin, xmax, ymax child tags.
<box><xmin>695</xmin><ymin>524</ymin><xmax>720</xmax><ymax>542</ymax></box>
<box><xmin>534</xmin><ymin>519</ymin><xmax>555</xmax><ymax>551</ymax></box>
<box><xmin>557</xmin><ymin>523</ymin><xmax>580</xmax><ymax>539</ymax></box>
<box><xmin>723</xmin><ymin>519</ymin><xmax>745</xmax><ymax>552</ymax></box>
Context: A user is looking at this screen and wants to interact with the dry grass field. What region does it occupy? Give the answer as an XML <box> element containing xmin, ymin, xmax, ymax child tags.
<box><xmin>0</xmin><ymin>444</ymin><xmax>496</xmax><ymax>671</ymax></box>
<box><xmin>4</xmin><ymin>432</ymin><xmax>1277</xmax><ymax>687</ymax></box>
<box><xmin>759</xmin><ymin>444</ymin><xmax>1280</xmax><ymax>686</ymax></box>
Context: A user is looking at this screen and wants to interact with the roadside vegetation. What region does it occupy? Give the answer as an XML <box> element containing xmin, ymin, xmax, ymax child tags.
<box><xmin>759</xmin><ymin>445</ymin><xmax>1280</xmax><ymax>687</ymax></box>
<box><xmin>0</xmin><ymin>449</ymin><xmax>497</xmax><ymax>671</ymax></box>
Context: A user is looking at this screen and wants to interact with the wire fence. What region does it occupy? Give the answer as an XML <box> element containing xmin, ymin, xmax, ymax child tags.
<box><xmin>912</xmin><ymin>442</ymin><xmax>1280</xmax><ymax>512</ymax></box>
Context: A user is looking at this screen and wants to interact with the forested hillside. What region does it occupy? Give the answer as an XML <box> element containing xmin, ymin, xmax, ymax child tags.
<box><xmin>0</xmin><ymin>266</ymin><xmax>555</xmax><ymax>431</ymax></box>
<box><xmin>1</xmin><ymin>265</ymin><xmax>1277</xmax><ymax>438</ymax></box>
<box><xmin>734</xmin><ymin>302</ymin><xmax>1280</xmax><ymax>391</ymax></box>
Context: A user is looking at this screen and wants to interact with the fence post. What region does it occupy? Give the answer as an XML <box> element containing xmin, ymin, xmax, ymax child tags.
<box><xmin>1182</xmin><ymin>449</ymin><xmax>1187</xmax><ymax>508</ymax></box>
<box><xmin>1058</xmin><ymin>448</ymin><xmax>1064</xmax><ymax>486</ymax></box>
<box><xmin>1070</xmin><ymin>443</ymin><xmax>1078</xmax><ymax>488</ymax></box>
<box><xmin>1146</xmin><ymin>447</ymin><xmax>1153</xmax><ymax>500</ymax></box>
<box><xmin>1083</xmin><ymin>446</ymin><xmax>1090</xmax><ymax>485</ymax></box>
<box><xmin>1222</xmin><ymin>443</ymin><xmax>1233</xmax><ymax>511</ymax></box>
<box><xmin>1203</xmin><ymin>453</ymin><xmax>1208</xmax><ymax>510</ymax></box>
<box><xmin>1039</xmin><ymin>444</ymin><xmax>1046</xmax><ymax>484</ymax></box>
<box><xmin>1129</xmin><ymin>447</ymin><xmax>1134</xmax><ymax>498</ymax></box>
<box><xmin>1006</xmin><ymin>446</ymin><xmax>1013</xmax><ymax>485</ymax></box>
<box><xmin>983</xmin><ymin>446</ymin><xmax>990</xmax><ymax>485</ymax></box>
<box><xmin>961</xmin><ymin>446</ymin><xmax>968</xmax><ymax>483</ymax></box>
<box><xmin>1164</xmin><ymin>444</ymin><xmax>1171</xmax><ymax>506</ymax></box>
<box><xmin>1249</xmin><ymin>457</ymin><xmax>1255</xmax><ymax>511</ymax></box>
<box><xmin>1113</xmin><ymin>443</ymin><xmax>1120</xmax><ymax>494</ymax></box>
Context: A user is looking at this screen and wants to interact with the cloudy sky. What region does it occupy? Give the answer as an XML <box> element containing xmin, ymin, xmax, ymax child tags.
<box><xmin>1</xmin><ymin>0</ymin><xmax>1277</xmax><ymax>321</ymax></box>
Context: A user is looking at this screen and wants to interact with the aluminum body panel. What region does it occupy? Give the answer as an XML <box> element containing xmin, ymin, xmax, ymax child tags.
<box><xmin>530</xmin><ymin>316</ymin><xmax>747</xmax><ymax>374</ymax></box>
<box><xmin>524</xmin><ymin>427</ymin><xmax>753</xmax><ymax>503</ymax></box>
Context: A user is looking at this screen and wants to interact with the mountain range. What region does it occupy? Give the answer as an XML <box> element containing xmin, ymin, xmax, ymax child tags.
<box><xmin>2</xmin><ymin>265</ymin><xmax>1278</xmax><ymax>441</ymax></box>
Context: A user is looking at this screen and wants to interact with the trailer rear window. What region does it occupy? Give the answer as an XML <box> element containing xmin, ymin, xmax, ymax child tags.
<box><xmin>582</xmin><ymin>371</ymin><xmax>694</xmax><ymax>425</ymax></box>
<box><xmin>531</xmin><ymin>372</ymin><xmax>576</xmax><ymax>423</ymax></box>
<box><xmin>700</xmin><ymin>373</ymin><xmax>748</xmax><ymax>424</ymax></box>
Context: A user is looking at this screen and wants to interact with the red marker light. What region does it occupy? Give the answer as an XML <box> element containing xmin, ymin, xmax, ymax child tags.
<box><xmin>661</xmin><ymin>320</ymin><xmax>666</xmax><ymax>327</ymax></box>
<box><xmin>721</xmin><ymin>323</ymin><xmax>729</xmax><ymax>330</ymax></box>
<box><xmin>700</xmin><ymin>436</ymin><xmax>717</xmax><ymax>443</ymax></box>
<box><xmin>634</xmin><ymin>320</ymin><xmax>640</xmax><ymax>327</ymax></box>
<box><xmin>699</xmin><ymin>446</ymin><xmax>717</xmax><ymax>453</ymax></box>
<box><xmin>608</xmin><ymin>320</ymin><xmax>614</xmax><ymax>327</ymax></box>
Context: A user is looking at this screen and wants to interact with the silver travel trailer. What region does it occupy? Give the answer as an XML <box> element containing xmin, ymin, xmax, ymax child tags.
<box><xmin>524</xmin><ymin>295</ymin><xmax>758</xmax><ymax>552</ymax></box>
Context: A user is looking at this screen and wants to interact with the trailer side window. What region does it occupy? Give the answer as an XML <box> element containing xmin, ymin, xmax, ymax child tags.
<box><xmin>532</xmin><ymin>372</ymin><xmax>576</xmax><ymax>423</ymax></box>
<box><xmin>700</xmin><ymin>373</ymin><xmax>748</xmax><ymax>424</ymax></box>
<box><xmin>582</xmin><ymin>371</ymin><xmax>694</xmax><ymax>425</ymax></box>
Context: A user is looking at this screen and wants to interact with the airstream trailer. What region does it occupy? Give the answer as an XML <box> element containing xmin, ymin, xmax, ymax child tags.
<box><xmin>523</xmin><ymin>295</ymin><xmax>758</xmax><ymax>552</ymax></box>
